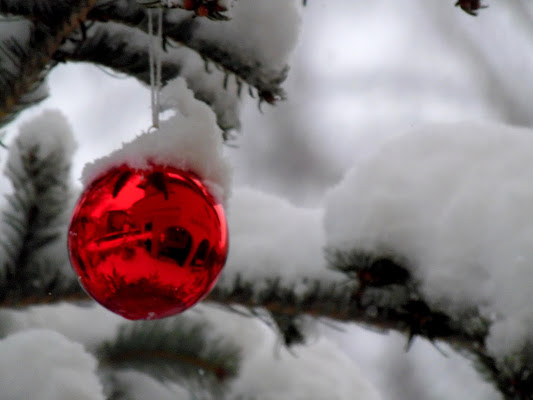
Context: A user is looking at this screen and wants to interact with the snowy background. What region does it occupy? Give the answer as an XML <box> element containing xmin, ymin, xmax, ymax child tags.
<box><xmin>3</xmin><ymin>0</ymin><xmax>533</xmax><ymax>398</ymax></box>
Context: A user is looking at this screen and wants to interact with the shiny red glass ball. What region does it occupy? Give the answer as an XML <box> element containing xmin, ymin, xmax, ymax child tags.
<box><xmin>68</xmin><ymin>165</ymin><xmax>228</xmax><ymax>320</ymax></box>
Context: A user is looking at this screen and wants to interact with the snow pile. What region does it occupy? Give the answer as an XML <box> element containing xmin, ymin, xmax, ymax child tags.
<box><xmin>234</xmin><ymin>336</ymin><xmax>381</xmax><ymax>400</ymax></box>
<box><xmin>4</xmin><ymin>303</ymin><xmax>381</xmax><ymax>399</ymax></box>
<box><xmin>197</xmin><ymin>305</ymin><xmax>382</xmax><ymax>400</ymax></box>
<box><xmin>0</xmin><ymin>329</ymin><xmax>104</xmax><ymax>400</ymax></box>
<box><xmin>14</xmin><ymin>110</ymin><xmax>76</xmax><ymax>166</ymax></box>
<box><xmin>196</xmin><ymin>0</ymin><xmax>302</xmax><ymax>70</ymax></box>
<box><xmin>5</xmin><ymin>303</ymin><xmax>124</xmax><ymax>350</ymax></box>
<box><xmin>3</xmin><ymin>110</ymin><xmax>77</xmax><ymax>278</ymax></box>
<box><xmin>325</xmin><ymin>121</ymin><xmax>533</xmax><ymax>357</ymax></box>
<box><xmin>225</xmin><ymin>187</ymin><xmax>341</xmax><ymax>285</ymax></box>
<box><xmin>109</xmin><ymin>370</ymin><xmax>190</xmax><ymax>400</ymax></box>
<box><xmin>81</xmin><ymin>77</ymin><xmax>232</xmax><ymax>206</ymax></box>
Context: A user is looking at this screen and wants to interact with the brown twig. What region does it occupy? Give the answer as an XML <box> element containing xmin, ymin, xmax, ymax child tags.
<box><xmin>0</xmin><ymin>0</ymin><xmax>100</xmax><ymax>124</ymax></box>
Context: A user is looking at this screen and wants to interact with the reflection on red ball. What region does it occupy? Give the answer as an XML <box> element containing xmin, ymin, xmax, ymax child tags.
<box><xmin>68</xmin><ymin>165</ymin><xmax>228</xmax><ymax>320</ymax></box>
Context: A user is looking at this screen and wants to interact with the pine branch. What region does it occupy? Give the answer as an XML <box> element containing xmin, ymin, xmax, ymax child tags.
<box><xmin>0</xmin><ymin>290</ymin><xmax>87</xmax><ymax>307</ymax></box>
<box><xmin>0</xmin><ymin>0</ymin><xmax>100</xmax><ymax>128</ymax></box>
<box><xmin>87</xmin><ymin>0</ymin><xmax>288</xmax><ymax>103</ymax></box>
<box><xmin>0</xmin><ymin>255</ymin><xmax>529</xmax><ymax>398</ymax></box>
<box><xmin>206</xmin><ymin>250</ymin><xmax>531</xmax><ymax>400</ymax></box>
<box><xmin>322</xmin><ymin>249</ymin><xmax>531</xmax><ymax>400</ymax></box>
<box><xmin>209</xmin><ymin>273</ymin><xmax>487</xmax><ymax>350</ymax></box>
<box><xmin>1</xmin><ymin>0</ymin><xmax>291</xmax><ymax>131</ymax></box>
<box><xmin>0</xmin><ymin>111</ymin><xmax>77</xmax><ymax>302</ymax></box>
<box><xmin>98</xmin><ymin>317</ymin><xmax>241</xmax><ymax>397</ymax></box>
<box><xmin>58</xmin><ymin>21</ymin><xmax>241</xmax><ymax>132</ymax></box>
<box><xmin>0</xmin><ymin>24</ymin><xmax>48</xmax><ymax>128</ymax></box>
<box><xmin>0</xmin><ymin>0</ymin><xmax>91</xmax><ymax>26</ymax></box>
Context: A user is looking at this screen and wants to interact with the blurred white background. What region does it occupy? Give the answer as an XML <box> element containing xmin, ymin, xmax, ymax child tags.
<box><xmin>5</xmin><ymin>0</ymin><xmax>533</xmax><ymax>398</ymax></box>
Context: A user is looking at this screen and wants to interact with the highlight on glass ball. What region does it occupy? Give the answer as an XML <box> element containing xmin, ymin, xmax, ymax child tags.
<box><xmin>68</xmin><ymin>164</ymin><xmax>228</xmax><ymax>320</ymax></box>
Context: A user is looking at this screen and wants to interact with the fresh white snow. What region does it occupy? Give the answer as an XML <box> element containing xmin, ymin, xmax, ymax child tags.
<box><xmin>14</xmin><ymin>109</ymin><xmax>76</xmax><ymax>165</ymax></box>
<box><xmin>81</xmin><ymin>77</ymin><xmax>232</xmax><ymax>206</ymax></box>
<box><xmin>232</xmin><ymin>334</ymin><xmax>382</xmax><ymax>400</ymax></box>
<box><xmin>0</xmin><ymin>329</ymin><xmax>104</xmax><ymax>400</ymax></box>
<box><xmin>4</xmin><ymin>303</ymin><xmax>381</xmax><ymax>400</ymax></box>
<box><xmin>189</xmin><ymin>305</ymin><xmax>383</xmax><ymax>400</ymax></box>
<box><xmin>192</xmin><ymin>0</ymin><xmax>302</xmax><ymax>71</ymax></box>
<box><xmin>5</xmin><ymin>303</ymin><xmax>124</xmax><ymax>350</ymax></box>
<box><xmin>225</xmin><ymin>187</ymin><xmax>340</xmax><ymax>285</ymax></box>
<box><xmin>325</xmin><ymin>121</ymin><xmax>533</xmax><ymax>358</ymax></box>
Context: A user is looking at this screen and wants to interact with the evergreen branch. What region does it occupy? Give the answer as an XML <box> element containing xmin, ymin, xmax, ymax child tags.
<box><xmin>87</xmin><ymin>0</ymin><xmax>288</xmax><ymax>103</ymax></box>
<box><xmin>323</xmin><ymin>248</ymin><xmax>532</xmax><ymax>400</ymax></box>
<box><xmin>0</xmin><ymin>32</ymin><xmax>48</xmax><ymax>128</ymax></box>
<box><xmin>58</xmin><ymin>21</ymin><xmax>241</xmax><ymax>132</ymax></box>
<box><xmin>0</xmin><ymin>111</ymin><xmax>77</xmax><ymax>302</ymax></box>
<box><xmin>0</xmin><ymin>289</ymin><xmax>87</xmax><ymax>307</ymax></box>
<box><xmin>469</xmin><ymin>348</ymin><xmax>533</xmax><ymax>400</ymax></box>
<box><xmin>269</xmin><ymin>312</ymin><xmax>307</xmax><ymax>347</ymax></box>
<box><xmin>0</xmin><ymin>0</ymin><xmax>99</xmax><ymax>127</ymax></box>
<box><xmin>98</xmin><ymin>318</ymin><xmax>241</xmax><ymax>396</ymax></box>
<box><xmin>1</xmin><ymin>248</ymin><xmax>526</xmax><ymax>397</ymax></box>
<box><xmin>0</xmin><ymin>0</ymin><xmax>91</xmax><ymax>26</ymax></box>
<box><xmin>205</xmin><ymin>250</ymin><xmax>532</xmax><ymax>399</ymax></box>
<box><xmin>0</xmin><ymin>257</ymin><xmax>487</xmax><ymax>356</ymax></box>
<box><xmin>208</xmin><ymin>273</ymin><xmax>487</xmax><ymax>350</ymax></box>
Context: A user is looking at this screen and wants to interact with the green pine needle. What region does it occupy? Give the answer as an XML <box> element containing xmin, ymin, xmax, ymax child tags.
<box><xmin>98</xmin><ymin>316</ymin><xmax>241</xmax><ymax>396</ymax></box>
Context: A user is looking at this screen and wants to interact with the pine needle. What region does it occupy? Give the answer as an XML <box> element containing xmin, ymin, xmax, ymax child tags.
<box><xmin>98</xmin><ymin>317</ymin><xmax>241</xmax><ymax>396</ymax></box>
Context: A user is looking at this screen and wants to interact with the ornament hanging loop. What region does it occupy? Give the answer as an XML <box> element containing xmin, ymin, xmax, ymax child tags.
<box><xmin>147</xmin><ymin>7</ymin><xmax>163</xmax><ymax>129</ymax></box>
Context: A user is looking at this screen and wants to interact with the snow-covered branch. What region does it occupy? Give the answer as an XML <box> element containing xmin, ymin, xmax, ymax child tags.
<box><xmin>59</xmin><ymin>21</ymin><xmax>241</xmax><ymax>132</ymax></box>
<box><xmin>87</xmin><ymin>0</ymin><xmax>301</xmax><ymax>103</ymax></box>
<box><xmin>3</xmin><ymin>81</ymin><xmax>533</xmax><ymax>398</ymax></box>
<box><xmin>0</xmin><ymin>111</ymin><xmax>78</xmax><ymax>304</ymax></box>
<box><xmin>1</xmin><ymin>0</ymin><xmax>301</xmax><ymax>131</ymax></box>
<box><xmin>0</xmin><ymin>0</ymin><xmax>99</xmax><ymax>128</ymax></box>
<box><xmin>0</xmin><ymin>251</ymin><xmax>516</xmax><ymax>397</ymax></box>
<box><xmin>324</xmin><ymin>121</ymin><xmax>533</xmax><ymax>399</ymax></box>
<box><xmin>98</xmin><ymin>317</ymin><xmax>240</xmax><ymax>396</ymax></box>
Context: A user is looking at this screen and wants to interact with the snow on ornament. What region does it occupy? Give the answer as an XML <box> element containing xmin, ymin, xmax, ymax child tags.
<box><xmin>68</xmin><ymin>78</ymin><xmax>232</xmax><ymax>320</ymax></box>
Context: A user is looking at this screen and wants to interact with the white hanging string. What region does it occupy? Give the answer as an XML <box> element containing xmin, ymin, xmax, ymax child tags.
<box><xmin>147</xmin><ymin>7</ymin><xmax>163</xmax><ymax>129</ymax></box>
<box><xmin>156</xmin><ymin>8</ymin><xmax>163</xmax><ymax>120</ymax></box>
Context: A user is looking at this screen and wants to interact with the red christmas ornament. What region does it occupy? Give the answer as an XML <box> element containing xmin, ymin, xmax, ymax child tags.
<box><xmin>68</xmin><ymin>164</ymin><xmax>228</xmax><ymax>320</ymax></box>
